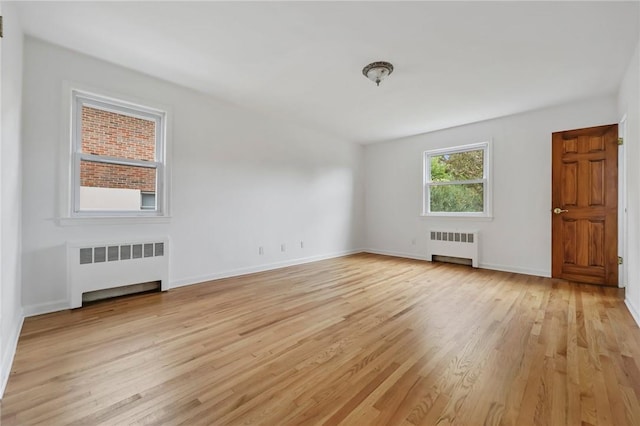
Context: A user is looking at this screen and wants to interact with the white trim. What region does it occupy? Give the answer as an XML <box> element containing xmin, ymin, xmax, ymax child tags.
<box><xmin>423</xmin><ymin>140</ymin><xmax>493</xmax><ymax>218</ymax></box>
<box><xmin>363</xmin><ymin>248</ymin><xmax>428</xmax><ymax>261</ymax></box>
<box><xmin>625</xmin><ymin>298</ymin><xmax>640</xmax><ymax>328</ymax></box>
<box><xmin>57</xmin><ymin>216</ymin><xmax>172</xmax><ymax>226</ymax></box>
<box><xmin>75</xmin><ymin>91</ymin><xmax>166</xmax><ymax>121</ymax></box>
<box><xmin>78</xmin><ymin>153</ymin><xmax>159</xmax><ymax>169</ymax></box>
<box><xmin>23</xmin><ymin>300</ymin><xmax>71</xmax><ymax>318</ymax></box>
<box><xmin>618</xmin><ymin>115</ymin><xmax>627</xmax><ymax>288</ymax></box>
<box><xmin>477</xmin><ymin>262</ymin><xmax>550</xmax><ymax>278</ymax></box>
<box><xmin>171</xmin><ymin>249</ymin><xmax>363</xmax><ymax>288</ymax></box>
<box><xmin>424</xmin><ymin>142</ymin><xmax>488</xmax><ymax>157</ymax></box>
<box><xmin>363</xmin><ymin>249</ymin><xmax>549</xmax><ymax>277</ymax></box>
<box><xmin>0</xmin><ymin>311</ymin><xmax>24</xmax><ymax>399</ymax></box>
<box><xmin>59</xmin><ymin>81</ymin><xmax>173</xmax><ymax>224</ymax></box>
<box><xmin>419</xmin><ymin>214</ymin><xmax>493</xmax><ymax>222</ymax></box>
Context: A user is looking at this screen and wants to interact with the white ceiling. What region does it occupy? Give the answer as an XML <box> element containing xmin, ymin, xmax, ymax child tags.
<box><xmin>13</xmin><ymin>1</ymin><xmax>640</xmax><ymax>144</ymax></box>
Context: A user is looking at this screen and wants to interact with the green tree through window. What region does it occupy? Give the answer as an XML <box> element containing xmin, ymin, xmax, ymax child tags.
<box><xmin>424</xmin><ymin>143</ymin><xmax>489</xmax><ymax>215</ymax></box>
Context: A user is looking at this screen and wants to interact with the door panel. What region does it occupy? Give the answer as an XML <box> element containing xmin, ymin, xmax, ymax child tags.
<box><xmin>552</xmin><ymin>124</ymin><xmax>618</xmax><ymax>286</ymax></box>
<box><xmin>589</xmin><ymin>160</ymin><xmax>604</xmax><ymax>206</ymax></box>
<box><xmin>562</xmin><ymin>162</ymin><xmax>578</xmax><ymax>205</ymax></box>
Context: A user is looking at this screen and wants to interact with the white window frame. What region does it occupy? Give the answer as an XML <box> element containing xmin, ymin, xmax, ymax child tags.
<box><xmin>422</xmin><ymin>141</ymin><xmax>492</xmax><ymax>218</ymax></box>
<box><xmin>69</xmin><ymin>90</ymin><xmax>168</xmax><ymax>219</ymax></box>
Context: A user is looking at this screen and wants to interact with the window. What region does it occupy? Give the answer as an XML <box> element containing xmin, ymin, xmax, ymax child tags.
<box><xmin>140</xmin><ymin>192</ymin><xmax>156</xmax><ymax>210</ymax></box>
<box><xmin>423</xmin><ymin>142</ymin><xmax>491</xmax><ymax>217</ymax></box>
<box><xmin>71</xmin><ymin>91</ymin><xmax>166</xmax><ymax>217</ymax></box>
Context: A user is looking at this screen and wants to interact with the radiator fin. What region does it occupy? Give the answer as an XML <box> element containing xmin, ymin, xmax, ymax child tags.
<box><xmin>132</xmin><ymin>244</ymin><xmax>143</xmax><ymax>259</ymax></box>
<box><xmin>94</xmin><ymin>247</ymin><xmax>106</xmax><ymax>263</ymax></box>
<box><xmin>79</xmin><ymin>248</ymin><xmax>92</xmax><ymax>265</ymax></box>
<box><xmin>121</xmin><ymin>245</ymin><xmax>131</xmax><ymax>260</ymax></box>
<box><xmin>108</xmin><ymin>246</ymin><xmax>119</xmax><ymax>262</ymax></box>
<box><xmin>79</xmin><ymin>241</ymin><xmax>165</xmax><ymax>265</ymax></box>
<box><xmin>430</xmin><ymin>232</ymin><xmax>475</xmax><ymax>243</ymax></box>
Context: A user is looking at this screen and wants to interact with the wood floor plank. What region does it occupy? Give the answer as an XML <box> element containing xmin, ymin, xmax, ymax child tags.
<box><xmin>2</xmin><ymin>253</ymin><xmax>640</xmax><ymax>425</ymax></box>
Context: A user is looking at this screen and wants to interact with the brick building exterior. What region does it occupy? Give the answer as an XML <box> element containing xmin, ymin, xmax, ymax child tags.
<box><xmin>81</xmin><ymin>106</ymin><xmax>156</xmax><ymax>193</ymax></box>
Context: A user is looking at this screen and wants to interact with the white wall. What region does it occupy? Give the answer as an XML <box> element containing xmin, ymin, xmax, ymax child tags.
<box><xmin>364</xmin><ymin>96</ymin><xmax>618</xmax><ymax>277</ymax></box>
<box><xmin>0</xmin><ymin>2</ymin><xmax>24</xmax><ymax>397</ymax></box>
<box><xmin>619</xmin><ymin>42</ymin><xmax>640</xmax><ymax>325</ymax></box>
<box><xmin>21</xmin><ymin>38</ymin><xmax>364</xmax><ymax>314</ymax></box>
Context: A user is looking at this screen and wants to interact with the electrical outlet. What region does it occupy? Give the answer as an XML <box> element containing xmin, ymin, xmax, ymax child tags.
<box><xmin>300</xmin><ymin>241</ymin><xmax>304</xmax><ymax>249</ymax></box>
<box><xmin>258</xmin><ymin>246</ymin><xmax>264</xmax><ymax>255</ymax></box>
<box><xmin>411</xmin><ymin>238</ymin><xmax>416</xmax><ymax>245</ymax></box>
<box><xmin>281</xmin><ymin>244</ymin><xmax>286</xmax><ymax>252</ymax></box>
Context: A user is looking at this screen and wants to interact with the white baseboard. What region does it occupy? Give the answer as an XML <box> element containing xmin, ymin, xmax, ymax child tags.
<box><xmin>363</xmin><ymin>248</ymin><xmax>428</xmax><ymax>261</ymax></box>
<box><xmin>171</xmin><ymin>249</ymin><xmax>363</xmax><ymax>289</ymax></box>
<box><xmin>23</xmin><ymin>300</ymin><xmax>70</xmax><ymax>318</ymax></box>
<box><xmin>478</xmin><ymin>262</ymin><xmax>550</xmax><ymax>278</ymax></box>
<box><xmin>625</xmin><ymin>298</ymin><xmax>640</xmax><ymax>328</ymax></box>
<box><xmin>1</xmin><ymin>311</ymin><xmax>24</xmax><ymax>399</ymax></box>
<box><xmin>362</xmin><ymin>249</ymin><xmax>549</xmax><ymax>278</ymax></box>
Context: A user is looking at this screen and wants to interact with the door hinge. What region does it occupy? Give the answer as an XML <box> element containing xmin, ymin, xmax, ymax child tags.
<box><xmin>618</xmin><ymin>256</ymin><xmax>623</xmax><ymax>265</ymax></box>
<box><xmin>0</xmin><ymin>16</ymin><xmax>3</xmax><ymax>38</ymax></box>
<box><xmin>618</xmin><ymin>137</ymin><xmax>624</xmax><ymax>146</ymax></box>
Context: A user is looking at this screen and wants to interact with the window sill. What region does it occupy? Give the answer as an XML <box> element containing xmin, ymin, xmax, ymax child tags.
<box><xmin>58</xmin><ymin>216</ymin><xmax>172</xmax><ymax>227</ymax></box>
<box><xmin>420</xmin><ymin>214</ymin><xmax>493</xmax><ymax>222</ymax></box>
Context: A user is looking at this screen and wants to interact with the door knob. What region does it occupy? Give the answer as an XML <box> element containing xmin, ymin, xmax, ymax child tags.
<box><xmin>553</xmin><ymin>208</ymin><xmax>569</xmax><ymax>214</ymax></box>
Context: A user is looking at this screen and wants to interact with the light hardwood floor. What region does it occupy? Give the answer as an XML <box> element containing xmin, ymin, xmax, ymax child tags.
<box><xmin>2</xmin><ymin>253</ymin><xmax>640</xmax><ymax>425</ymax></box>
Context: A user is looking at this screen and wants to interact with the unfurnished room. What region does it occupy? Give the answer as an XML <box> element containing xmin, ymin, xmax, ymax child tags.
<box><xmin>1</xmin><ymin>1</ymin><xmax>640</xmax><ymax>425</ymax></box>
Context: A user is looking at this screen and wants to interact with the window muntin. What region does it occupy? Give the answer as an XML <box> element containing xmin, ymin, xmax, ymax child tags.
<box><xmin>71</xmin><ymin>91</ymin><xmax>166</xmax><ymax>216</ymax></box>
<box><xmin>423</xmin><ymin>142</ymin><xmax>490</xmax><ymax>217</ymax></box>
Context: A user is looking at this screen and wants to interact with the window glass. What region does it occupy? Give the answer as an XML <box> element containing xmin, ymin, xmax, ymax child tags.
<box><xmin>429</xmin><ymin>183</ymin><xmax>484</xmax><ymax>213</ymax></box>
<box><xmin>79</xmin><ymin>160</ymin><xmax>157</xmax><ymax>211</ymax></box>
<box><xmin>423</xmin><ymin>142</ymin><xmax>490</xmax><ymax>217</ymax></box>
<box><xmin>430</xmin><ymin>149</ymin><xmax>484</xmax><ymax>182</ymax></box>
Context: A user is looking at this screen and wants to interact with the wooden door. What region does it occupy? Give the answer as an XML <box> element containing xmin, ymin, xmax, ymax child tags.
<box><xmin>552</xmin><ymin>124</ymin><xmax>618</xmax><ymax>286</ymax></box>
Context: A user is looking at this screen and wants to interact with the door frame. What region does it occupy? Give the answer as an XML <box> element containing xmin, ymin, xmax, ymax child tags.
<box><xmin>619</xmin><ymin>115</ymin><xmax>627</xmax><ymax>288</ymax></box>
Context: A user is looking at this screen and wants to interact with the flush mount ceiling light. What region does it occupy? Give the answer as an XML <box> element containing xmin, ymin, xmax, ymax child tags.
<box><xmin>362</xmin><ymin>61</ymin><xmax>394</xmax><ymax>86</ymax></box>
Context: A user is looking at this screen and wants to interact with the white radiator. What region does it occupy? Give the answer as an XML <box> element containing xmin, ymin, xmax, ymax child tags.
<box><xmin>427</xmin><ymin>230</ymin><xmax>478</xmax><ymax>267</ymax></box>
<box><xmin>67</xmin><ymin>237</ymin><xmax>169</xmax><ymax>308</ymax></box>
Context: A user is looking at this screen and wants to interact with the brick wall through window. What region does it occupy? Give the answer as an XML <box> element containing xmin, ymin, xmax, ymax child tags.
<box><xmin>80</xmin><ymin>106</ymin><xmax>156</xmax><ymax>193</ymax></box>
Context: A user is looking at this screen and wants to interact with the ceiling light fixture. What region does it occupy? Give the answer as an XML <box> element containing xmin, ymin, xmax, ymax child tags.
<box><xmin>362</xmin><ymin>61</ymin><xmax>394</xmax><ymax>86</ymax></box>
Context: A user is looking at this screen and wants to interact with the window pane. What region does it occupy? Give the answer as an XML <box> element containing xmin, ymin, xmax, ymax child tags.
<box><xmin>82</xmin><ymin>106</ymin><xmax>156</xmax><ymax>161</ymax></box>
<box><xmin>430</xmin><ymin>149</ymin><xmax>483</xmax><ymax>182</ymax></box>
<box><xmin>140</xmin><ymin>192</ymin><xmax>156</xmax><ymax>210</ymax></box>
<box><xmin>430</xmin><ymin>183</ymin><xmax>484</xmax><ymax>213</ymax></box>
<box><xmin>79</xmin><ymin>160</ymin><xmax>156</xmax><ymax>211</ymax></box>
